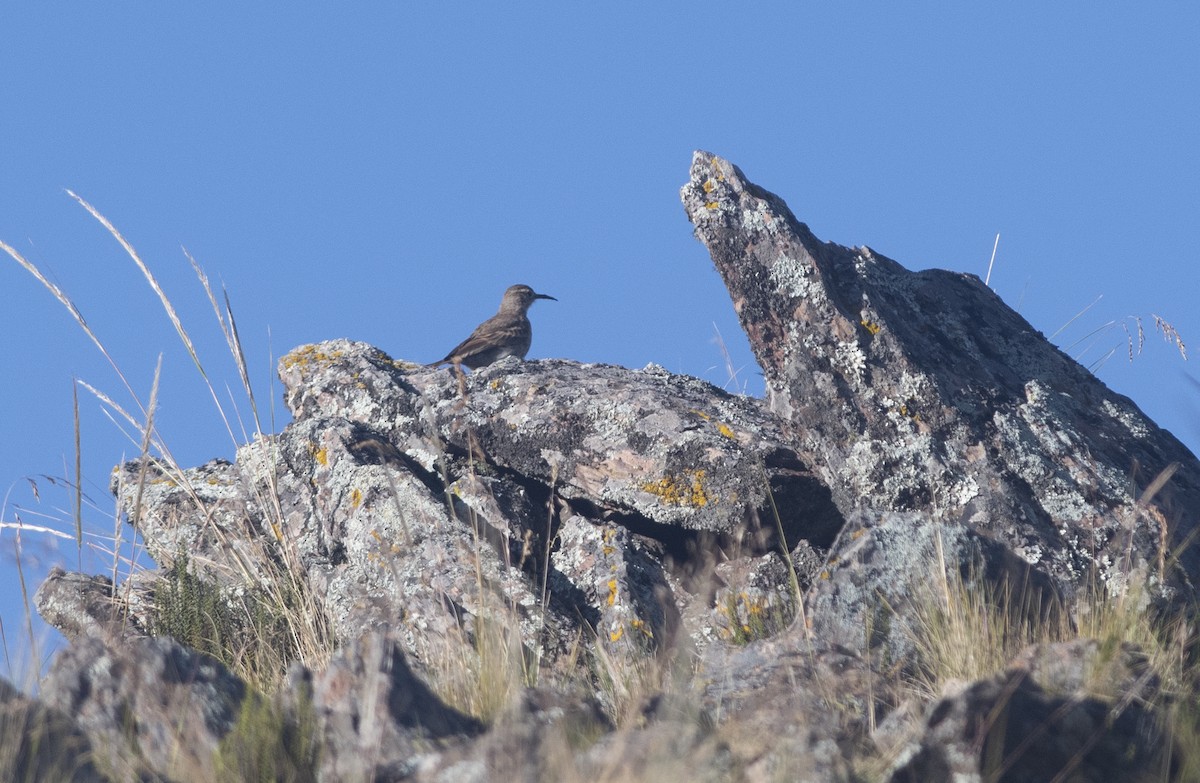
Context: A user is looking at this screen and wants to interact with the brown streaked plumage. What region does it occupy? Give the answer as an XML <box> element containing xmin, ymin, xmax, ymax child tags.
<box><xmin>427</xmin><ymin>284</ymin><xmax>556</xmax><ymax>370</ymax></box>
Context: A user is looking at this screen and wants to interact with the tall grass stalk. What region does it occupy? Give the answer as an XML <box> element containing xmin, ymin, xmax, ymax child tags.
<box><xmin>4</xmin><ymin>199</ymin><xmax>336</xmax><ymax>691</ymax></box>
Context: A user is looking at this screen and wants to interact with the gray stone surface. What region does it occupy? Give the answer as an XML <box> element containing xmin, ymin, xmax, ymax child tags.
<box><xmin>41</xmin><ymin>635</ymin><xmax>246</xmax><ymax>782</ymax></box>
<box><xmin>96</xmin><ymin>340</ymin><xmax>837</xmax><ymax>675</ymax></box>
<box><xmin>681</xmin><ymin>149</ymin><xmax>1200</xmax><ymax>646</ymax></box>
<box><xmin>35</xmin><ymin>566</ymin><xmax>148</xmax><ymax>644</ymax></box>
<box><xmin>291</xmin><ymin>632</ymin><xmax>482</xmax><ymax>782</ymax></box>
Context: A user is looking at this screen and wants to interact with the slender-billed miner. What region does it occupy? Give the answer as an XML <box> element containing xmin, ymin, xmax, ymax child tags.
<box><xmin>428</xmin><ymin>284</ymin><xmax>556</xmax><ymax>370</ymax></box>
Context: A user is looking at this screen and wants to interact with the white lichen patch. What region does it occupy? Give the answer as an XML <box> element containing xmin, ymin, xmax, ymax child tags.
<box><xmin>404</xmin><ymin>446</ymin><xmax>441</xmax><ymax>473</ymax></box>
<box><xmin>853</xmin><ymin>248</ymin><xmax>875</xmax><ymax>272</ymax></box>
<box><xmin>897</xmin><ymin>371</ymin><xmax>930</xmax><ymax>403</ymax></box>
<box><xmin>1037</xmin><ymin>481</ymin><xmax>1092</xmax><ymax>522</ymax></box>
<box><xmin>1014</xmin><ymin>542</ymin><xmax>1044</xmax><ymax>565</ymax></box>
<box><xmin>767</xmin><ymin>252</ymin><xmax>818</xmax><ymax>299</ymax></box>
<box><xmin>843</xmin><ymin>434</ymin><xmax>931</xmax><ymax>506</ymax></box>
<box><xmin>832</xmin><ymin>340</ymin><xmax>867</xmax><ymax>383</ymax></box>
<box><xmin>740</xmin><ymin>201</ymin><xmax>780</xmax><ymax>235</ymax></box>
<box><xmin>945</xmin><ymin>472</ymin><xmax>980</xmax><ymax>507</ymax></box>
<box><xmin>1102</xmin><ymin>399</ymin><xmax>1151</xmax><ymax>439</ymax></box>
<box><xmin>584</xmin><ymin>398</ymin><xmax>640</xmax><ymax>442</ymax></box>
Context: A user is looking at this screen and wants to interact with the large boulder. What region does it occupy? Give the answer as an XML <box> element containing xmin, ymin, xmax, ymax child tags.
<box><xmin>680</xmin><ymin>150</ymin><xmax>1200</xmax><ymax>651</ymax></box>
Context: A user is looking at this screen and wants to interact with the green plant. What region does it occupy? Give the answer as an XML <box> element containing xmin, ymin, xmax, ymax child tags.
<box><xmin>213</xmin><ymin>689</ymin><xmax>319</xmax><ymax>783</ymax></box>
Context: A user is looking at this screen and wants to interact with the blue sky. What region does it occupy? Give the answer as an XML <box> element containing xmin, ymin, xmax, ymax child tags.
<box><xmin>2</xmin><ymin>5</ymin><xmax>1197</xmax><ymax>678</ymax></box>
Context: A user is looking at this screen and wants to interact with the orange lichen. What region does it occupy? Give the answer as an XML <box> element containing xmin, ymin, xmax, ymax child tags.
<box><xmin>602</xmin><ymin>526</ymin><xmax>617</xmax><ymax>556</ymax></box>
<box><xmin>642</xmin><ymin>470</ymin><xmax>712</xmax><ymax>507</ymax></box>
<box><xmin>690</xmin><ymin>410</ymin><xmax>736</xmax><ymax>439</ymax></box>
<box><xmin>279</xmin><ymin>344</ymin><xmax>345</xmax><ymax>371</ymax></box>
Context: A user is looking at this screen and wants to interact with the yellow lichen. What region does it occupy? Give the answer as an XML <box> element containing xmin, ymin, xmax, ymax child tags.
<box><xmin>279</xmin><ymin>344</ymin><xmax>345</xmax><ymax>372</ymax></box>
<box><xmin>690</xmin><ymin>410</ymin><xmax>736</xmax><ymax>440</ymax></box>
<box><xmin>606</xmin><ymin>579</ymin><xmax>618</xmax><ymax>606</ymax></box>
<box><xmin>351</xmin><ymin>488</ymin><xmax>363</xmax><ymax>509</ymax></box>
<box><xmin>705</xmin><ymin>201</ymin><xmax>720</xmax><ymax>210</ymax></box>
<box><xmin>860</xmin><ymin>319</ymin><xmax>882</xmax><ymax>335</ymax></box>
<box><xmin>703</xmin><ymin>179</ymin><xmax>716</xmax><ymax>193</ymax></box>
<box><xmin>310</xmin><ymin>445</ymin><xmax>328</xmax><ymax>467</ymax></box>
<box><xmin>641</xmin><ymin>469</ymin><xmax>712</xmax><ymax>507</ymax></box>
<box><xmin>602</xmin><ymin>527</ymin><xmax>618</xmax><ymax>556</ymax></box>
<box><xmin>609</xmin><ymin>626</ymin><xmax>624</xmax><ymax>642</ymax></box>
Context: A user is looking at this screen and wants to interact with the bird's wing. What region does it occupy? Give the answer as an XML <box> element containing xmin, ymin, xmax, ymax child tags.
<box><xmin>437</xmin><ymin>316</ymin><xmax>499</xmax><ymax>363</ymax></box>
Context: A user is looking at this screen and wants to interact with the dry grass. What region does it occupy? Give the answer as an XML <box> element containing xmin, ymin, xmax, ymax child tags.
<box><xmin>2</xmin><ymin>202</ymin><xmax>336</xmax><ymax>695</ymax></box>
<box><xmin>888</xmin><ymin>526</ymin><xmax>1200</xmax><ymax>782</ymax></box>
<box><xmin>901</xmin><ymin>532</ymin><xmax>1071</xmax><ymax>700</ymax></box>
<box><xmin>420</xmin><ymin>609</ymin><xmax>533</xmax><ymax>724</ymax></box>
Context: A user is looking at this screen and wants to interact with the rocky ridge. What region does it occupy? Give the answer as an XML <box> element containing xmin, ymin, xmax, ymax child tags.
<box><xmin>12</xmin><ymin>152</ymin><xmax>1199</xmax><ymax>781</ymax></box>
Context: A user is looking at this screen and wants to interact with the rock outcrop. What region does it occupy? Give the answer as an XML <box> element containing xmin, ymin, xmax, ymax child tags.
<box><xmin>681</xmin><ymin>150</ymin><xmax>1200</xmax><ymax>653</ymax></box>
<box><xmin>11</xmin><ymin>152</ymin><xmax>1199</xmax><ymax>781</ymax></box>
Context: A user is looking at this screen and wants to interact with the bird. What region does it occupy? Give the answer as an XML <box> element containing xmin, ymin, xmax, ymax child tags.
<box><xmin>428</xmin><ymin>284</ymin><xmax>557</xmax><ymax>370</ymax></box>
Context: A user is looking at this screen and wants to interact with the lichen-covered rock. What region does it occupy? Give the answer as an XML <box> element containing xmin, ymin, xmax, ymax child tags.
<box><xmin>40</xmin><ymin>636</ymin><xmax>246</xmax><ymax>781</ymax></box>
<box><xmin>93</xmin><ymin>340</ymin><xmax>837</xmax><ymax>675</ymax></box>
<box><xmin>681</xmin><ymin>149</ymin><xmax>1200</xmax><ymax>644</ymax></box>
<box><xmin>35</xmin><ymin>566</ymin><xmax>148</xmax><ymax>644</ymax></box>
<box><xmin>698</xmin><ymin>640</ymin><xmax>884</xmax><ymax>783</ymax></box>
<box><xmin>281</xmin><ymin>344</ymin><xmax>841</xmax><ymax>544</ymax></box>
<box><xmin>418</xmin><ymin>688</ymin><xmax>612</xmax><ymax>783</ymax></box>
<box><xmin>551</xmin><ymin>515</ymin><xmax>674</xmax><ymax>658</ymax></box>
<box><xmin>804</xmin><ymin>510</ymin><xmax>1065</xmax><ymax>657</ymax></box>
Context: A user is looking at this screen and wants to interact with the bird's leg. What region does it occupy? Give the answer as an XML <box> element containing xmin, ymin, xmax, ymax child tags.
<box><xmin>452</xmin><ymin>359</ymin><xmax>468</xmax><ymax>400</ymax></box>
